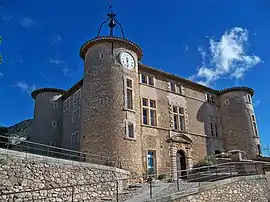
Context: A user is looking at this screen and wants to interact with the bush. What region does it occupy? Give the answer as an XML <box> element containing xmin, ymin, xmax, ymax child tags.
<box><xmin>157</xmin><ymin>174</ymin><xmax>166</xmax><ymax>180</ymax></box>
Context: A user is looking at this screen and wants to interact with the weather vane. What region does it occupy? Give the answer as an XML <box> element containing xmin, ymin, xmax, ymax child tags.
<box><xmin>96</xmin><ymin>5</ymin><xmax>125</xmax><ymax>38</ymax></box>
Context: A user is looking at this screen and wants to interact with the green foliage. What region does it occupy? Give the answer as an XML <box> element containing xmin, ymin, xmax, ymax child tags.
<box><xmin>157</xmin><ymin>174</ymin><xmax>166</xmax><ymax>180</ymax></box>
<box><xmin>193</xmin><ymin>155</ymin><xmax>217</xmax><ymax>168</ymax></box>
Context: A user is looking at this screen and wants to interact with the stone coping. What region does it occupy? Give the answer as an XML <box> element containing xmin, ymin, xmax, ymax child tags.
<box><xmin>145</xmin><ymin>175</ymin><xmax>267</xmax><ymax>202</ymax></box>
<box><xmin>0</xmin><ymin>148</ymin><xmax>130</xmax><ymax>175</ymax></box>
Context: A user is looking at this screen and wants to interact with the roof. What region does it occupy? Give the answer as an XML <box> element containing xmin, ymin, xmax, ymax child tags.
<box><xmin>139</xmin><ymin>63</ymin><xmax>254</xmax><ymax>96</ymax></box>
<box><xmin>31</xmin><ymin>65</ymin><xmax>254</xmax><ymax>100</ymax></box>
<box><xmin>31</xmin><ymin>88</ymin><xmax>66</xmax><ymax>100</ymax></box>
<box><xmin>80</xmin><ymin>36</ymin><xmax>143</xmax><ymax>60</ymax></box>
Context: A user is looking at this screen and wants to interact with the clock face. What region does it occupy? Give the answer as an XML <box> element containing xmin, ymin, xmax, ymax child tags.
<box><xmin>119</xmin><ymin>52</ymin><xmax>135</xmax><ymax>70</ymax></box>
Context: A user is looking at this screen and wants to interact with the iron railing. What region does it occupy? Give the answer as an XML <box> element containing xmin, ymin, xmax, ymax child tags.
<box><xmin>0</xmin><ymin>134</ymin><xmax>121</xmax><ymax>168</ymax></box>
<box><xmin>0</xmin><ymin>160</ymin><xmax>267</xmax><ymax>202</ymax></box>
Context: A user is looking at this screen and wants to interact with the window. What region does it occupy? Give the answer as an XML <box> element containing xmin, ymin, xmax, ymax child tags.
<box><xmin>52</xmin><ymin>102</ymin><xmax>58</xmax><ymax>109</ymax></box>
<box><xmin>209</xmin><ymin>115</ymin><xmax>219</xmax><ymax>137</ymax></box>
<box><xmin>257</xmin><ymin>144</ymin><xmax>261</xmax><ymax>155</ymax></box>
<box><xmin>142</xmin><ymin>98</ymin><xmax>157</xmax><ymax>126</ymax></box>
<box><xmin>147</xmin><ymin>151</ymin><xmax>156</xmax><ymax>174</ymax></box>
<box><xmin>206</xmin><ymin>94</ymin><xmax>216</xmax><ymax>104</ymax></box>
<box><xmin>73</xmin><ymin>89</ymin><xmax>81</xmax><ymax>105</ymax></box>
<box><xmin>125</xmin><ymin>78</ymin><xmax>133</xmax><ymax>110</ymax></box>
<box><xmin>140</xmin><ymin>74</ymin><xmax>154</xmax><ymax>86</ymax></box>
<box><xmin>251</xmin><ymin>115</ymin><xmax>258</xmax><ymax>137</ymax></box>
<box><xmin>63</xmin><ymin>98</ymin><xmax>70</xmax><ymax>112</ymax></box>
<box><xmin>71</xmin><ymin>131</ymin><xmax>80</xmax><ymax>149</ymax></box>
<box><xmin>247</xmin><ymin>94</ymin><xmax>252</xmax><ymax>103</ymax></box>
<box><xmin>172</xmin><ymin>106</ymin><xmax>185</xmax><ymax>131</ymax></box>
<box><xmin>72</xmin><ymin>107</ymin><xmax>80</xmax><ymax>124</ymax></box>
<box><xmin>52</xmin><ymin>121</ymin><xmax>58</xmax><ymax>128</ymax></box>
<box><xmin>126</xmin><ymin>122</ymin><xmax>135</xmax><ymax>138</ymax></box>
<box><xmin>169</xmin><ymin>82</ymin><xmax>181</xmax><ymax>94</ymax></box>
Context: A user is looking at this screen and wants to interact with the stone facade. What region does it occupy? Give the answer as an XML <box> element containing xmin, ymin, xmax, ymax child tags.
<box><xmin>30</xmin><ymin>36</ymin><xmax>262</xmax><ymax>178</ymax></box>
<box><xmin>0</xmin><ymin>148</ymin><xmax>129</xmax><ymax>201</ymax></box>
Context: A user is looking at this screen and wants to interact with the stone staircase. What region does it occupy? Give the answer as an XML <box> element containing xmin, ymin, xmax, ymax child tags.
<box><xmin>98</xmin><ymin>183</ymin><xmax>149</xmax><ymax>202</ymax></box>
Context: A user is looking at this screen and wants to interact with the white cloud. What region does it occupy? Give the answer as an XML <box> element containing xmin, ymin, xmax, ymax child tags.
<box><xmin>15</xmin><ymin>81</ymin><xmax>36</xmax><ymax>94</ymax></box>
<box><xmin>185</xmin><ymin>46</ymin><xmax>189</xmax><ymax>52</ymax></box>
<box><xmin>0</xmin><ymin>72</ymin><xmax>3</xmax><ymax>77</ymax></box>
<box><xmin>190</xmin><ymin>27</ymin><xmax>262</xmax><ymax>86</ymax></box>
<box><xmin>48</xmin><ymin>59</ymin><xmax>65</xmax><ymax>65</ymax></box>
<box><xmin>19</xmin><ymin>17</ymin><xmax>35</xmax><ymax>27</ymax></box>
<box><xmin>51</xmin><ymin>34</ymin><xmax>62</xmax><ymax>44</ymax></box>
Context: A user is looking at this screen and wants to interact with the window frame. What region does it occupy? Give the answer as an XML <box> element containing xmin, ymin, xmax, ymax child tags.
<box><xmin>205</xmin><ymin>93</ymin><xmax>216</xmax><ymax>104</ymax></box>
<box><xmin>140</xmin><ymin>74</ymin><xmax>155</xmax><ymax>86</ymax></box>
<box><xmin>141</xmin><ymin>98</ymin><xmax>157</xmax><ymax>126</ymax></box>
<box><xmin>125</xmin><ymin>120</ymin><xmax>136</xmax><ymax>140</ymax></box>
<box><xmin>52</xmin><ymin>121</ymin><xmax>58</xmax><ymax>128</ymax></box>
<box><xmin>63</xmin><ymin>98</ymin><xmax>70</xmax><ymax>112</ymax></box>
<box><xmin>72</xmin><ymin>107</ymin><xmax>80</xmax><ymax>124</ymax></box>
<box><xmin>251</xmin><ymin>115</ymin><xmax>258</xmax><ymax>137</ymax></box>
<box><xmin>73</xmin><ymin>89</ymin><xmax>81</xmax><ymax>105</ymax></box>
<box><xmin>172</xmin><ymin>106</ymin><xmax>185</xmax><ymax>131</ymax></box>
<box><xmin>124</xmin><ymin>77</ymin><xmax>134</xmax><ymax>110</ymax></box>
<box><xmin>71</xmin><ymin>131</ymin><xmax>80</xmax><ymax>149</ymax></box>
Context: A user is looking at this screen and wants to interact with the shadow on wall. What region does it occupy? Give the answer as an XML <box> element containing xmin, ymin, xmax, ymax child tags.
<box><xmin>196</xmin><ymin>101</ymin><xmax>222</xmax><ymax>158</ymax></box>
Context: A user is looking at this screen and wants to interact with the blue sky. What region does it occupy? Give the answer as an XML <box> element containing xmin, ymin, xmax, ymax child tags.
<box><xmin>0</xmin><ymin>1</ymin><xmax>269</xmax><ymax>153</ymax></box>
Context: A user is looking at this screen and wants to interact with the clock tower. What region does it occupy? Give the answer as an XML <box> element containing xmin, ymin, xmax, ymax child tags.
<box><xmin>79</xmin><ymin>12</ymin><xmax>143</xmax><ymax>175</ymax></box>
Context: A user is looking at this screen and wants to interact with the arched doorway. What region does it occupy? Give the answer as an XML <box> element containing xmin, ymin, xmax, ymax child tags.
<box><xmin>176</xmin><ymin>150</ymin><xmax>186</xmax><ymax>179</ymax></box>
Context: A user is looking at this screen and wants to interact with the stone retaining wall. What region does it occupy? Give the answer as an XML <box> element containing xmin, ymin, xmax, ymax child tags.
<box><xmin>146</xmin><ymin>175</ymin><xmax>270</xmax><ymax>202</ymax></box>
<box><xmin>0</xmin><ymin>149</ymin><xmax>130</xmax><ymax>201</ymax></box>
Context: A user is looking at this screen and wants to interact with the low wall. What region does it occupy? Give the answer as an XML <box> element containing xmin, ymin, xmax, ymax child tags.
<box><xmin>0</xmin><ymin>148</ymin><xmax>130</xmax><ymax>201</ymax></box>
<box><xmin>147</xmin><ymin>175</ymin><xmax>270</xmax><ymax>202</ymax></box>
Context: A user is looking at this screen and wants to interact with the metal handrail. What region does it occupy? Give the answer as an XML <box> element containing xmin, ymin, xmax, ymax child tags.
<box><xmin>0</xmin><ymin>135</ymin><xmax>120</xmax><ymax>167</ymax></box>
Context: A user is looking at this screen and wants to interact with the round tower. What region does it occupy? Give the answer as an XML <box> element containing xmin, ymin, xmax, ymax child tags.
<box><xmin>31</xmin><ymin>88</ymin><xmax>65</xmax><ymax>146</ymax></box>
<box><xmin>79</xmin><ymin>13</ymin><xmax>143</xmax><ymax>175</ymax></box>
<box><xmin>219</xmin><ymin>87</ymin><xmax>261</xmax><ymax>159</ymax></box>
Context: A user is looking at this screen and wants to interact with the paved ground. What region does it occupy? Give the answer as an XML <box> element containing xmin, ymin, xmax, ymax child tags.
<box><xmin>124</xmin><ymin>182</ymin><xmax>170</xmax><ymax>202</ymax></box>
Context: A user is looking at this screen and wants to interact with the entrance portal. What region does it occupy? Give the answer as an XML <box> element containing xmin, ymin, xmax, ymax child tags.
<box><xmin>176</xmin><ymin>150</ymin><xmax>186</xmax><ymax>179</ymax></box>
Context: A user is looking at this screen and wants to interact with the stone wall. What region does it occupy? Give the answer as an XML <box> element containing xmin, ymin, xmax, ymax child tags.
<box><xmin>147</xmin><ymin>175</ymin><xmax>269</xmax><ymax>202</ymax></box>
<box><xmin>0</xmin><ymin>149</ymin><xmax>130</xmax><ymax>201</ymax></box>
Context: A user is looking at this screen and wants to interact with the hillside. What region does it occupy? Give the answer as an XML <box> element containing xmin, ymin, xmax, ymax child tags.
<box><xmin>0</xmin><ymin>119</ymin><xmax>33</xmax><ymax>138</ymax></box>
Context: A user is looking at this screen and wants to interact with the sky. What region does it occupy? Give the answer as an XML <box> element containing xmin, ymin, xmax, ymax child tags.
<box><xmin>0</xmin><ymin>1</ymin><xmax>269</xmax><ymax>153</ymax></box>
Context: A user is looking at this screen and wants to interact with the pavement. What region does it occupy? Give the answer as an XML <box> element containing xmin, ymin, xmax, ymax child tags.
<box><xmin>124</xmin><ymin>182</ymin><xmax>170</xmax><ymax>202</ymax></box>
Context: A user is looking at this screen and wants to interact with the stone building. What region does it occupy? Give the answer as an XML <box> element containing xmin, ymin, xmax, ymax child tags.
<box><xmin>30</xmin><ymin>13</ymin><xmax>261</xmax><ymax>176</ymax></box>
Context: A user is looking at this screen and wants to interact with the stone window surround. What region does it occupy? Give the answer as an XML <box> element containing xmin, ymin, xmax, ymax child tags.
<box><xmin>205</xmin><ymin>93</ymin><xmax>216</xmax><ymax>104</ymax></box>
<box><xmin>123</xmin><ymin>76</ymin><xmax>135</xmax><ymax>111</ymax></box>
<box><xmin>72</xmin><ymin>107</ymin><xmax>80</xmax><ymax>124</ymax></box>
<box><xmin>141</xmin><ymin>97</ymin><xmax>157</xmax><ymax>127</ymax></box>
<box><xmin>63</xmin><ymin>98</ymin><xmax>70</xmax><ymax>112</ymax></box>
<box><xmin>71</xmin><ymin>130</ymin><xmax>80</xmax><ymax>148</ymax></box>
<box><xmin>247</xmin><ymin>94</ymin><xmax>252</xmax><ymax>103</ymax></box>
<box><xmin>146</xmin><ymin>149</ymin><xmax>157</xmax><ymax>174</ymax></box>
<box><xmin>73</xmin><ymin>89</ymin><xmax>81</xmax><ymax>105</ymax></box>
<box><xmin>172</xmin><ymin>105</ymin><xmax>185</xmax><ymax>131</ymax></box>
<box><xmin>169</xmin><ymin>81</ymin><xmax>182</xmax><ymax>95</ymax></box>
<box><xmin>124</xmin><ymin>119</ymin><xmax>136</xmax><ymax>141</ymax></box>
<box><xmin>251</xmin><ymin>114</ymin><xmax>258</xmax><ymax>137</ymax></box>
<box><xmin>52</xmin><ymin>101</ymin><xmax>58</xmax><ymax>109</ymax></box>
<box><xmin>209</xmin><ymin>115</ymin><xmax>219</xmax><ymax>137</ymax></box>
<box><xmin>139</xmin><ymin>73</ymin><xmax>155</xmax><ymax>86</ymax></box>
